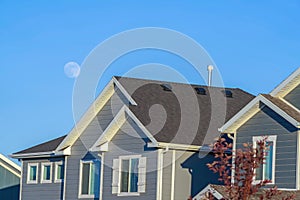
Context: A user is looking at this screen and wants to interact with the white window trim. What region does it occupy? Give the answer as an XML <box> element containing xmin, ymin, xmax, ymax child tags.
<box><xmin>253</xmin><ymin>135</ymin><xmax>277</xmax><ymax>184</ymax></box>
<box><xmin>117</xmin><ymin>155</ymin><xmax>142</xmax><ymax>196</ymax></box>
<box><xmin>78</xmin><ymin>160</ymin><xmax>96</xmax><ymax>199</ymax></box>
<box><xmin>54</xmin><ymin>161</ymin><xmax>64</xmax><ymax>183</ymax></box>
<box><xmin>27</xmin><ymin>163</ymin><xmax>38</xmax><ymax>184</ymax></box>
<box><xmin>41</xmin><ymin>162</ymin><xmax>52</xmax><ymax>184</ymax></box>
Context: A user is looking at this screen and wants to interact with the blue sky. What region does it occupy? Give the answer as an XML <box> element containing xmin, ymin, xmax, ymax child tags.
<box><xmin>1</xmin><ymin>1</ymin><xmax>300</xmax><ymax>159</ymax></box>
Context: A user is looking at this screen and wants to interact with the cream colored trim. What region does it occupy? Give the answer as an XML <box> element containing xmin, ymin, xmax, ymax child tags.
<box><xmin>193</xmin><ymin>184</ymin><xmax>224</xmax><ymax>200</ymax></box>
<box><xmin>0</xmin><ymin>154</ymin><xmax>21</xmax><ymax>177</ymax></box>
<box><xmin>90</xmin><ymin>106</ymin><xmax>127</xmax><ymax>152</ymax></box>
<box><xmin>63</xmin><ymin>157</ymin><xmax>67</xmax><ymax>200</ymax></box>
<box><xmin>231</xmin><ymin>133</ymin><xmax>236</xmax><ymax>184</ymax></box>
<box><xmin>148</xmin><ymin>142</ymin><xmax>200</xmax><ymax>151</ymax></box>
<box><xmin>90</xmin><ymin>105</ymin><xmax>158</xmax><ymax>152</ymax></box>
<box><xmin>112</xmin><ymin>77</ymin><xmax>137</xmax><ymax>106</ymax></box>
<box><xmin>56</xmin><ymin>77</ymin><xmax>137</xmax><ymax>152</ymax></box>
<box><xmin>99</xmin><ymin>153</ymin><xmax>104</xmax><ymax>200</ymax></box>
<box><xmin>170</xmin><ymin>150</ymin><xmax>176</xmax><ymax>200</ymax></box>
<box><xmin>260</xmin><ymin>95</ymin><xmax>300</xmax><ymax>127</ymax></box>
<box><xmin>11</xmin><ymin>151</ymin><xmax>55</xmax><ymax>159</ymax></box>
<box><xmin>19</xmin><ymin>160</ymin><xmax>23</xmax><ymax>200</ymax></box>
<box><xmin>297</xmin><ymin>130</ymin><xmax>300</xmax><ymax>190</ymax></box>
<box><xmin>270</xmin><ymin>67</ymin><xmax>300</xmax><ymax>97</ymax></box>
<box><xmin>219</xmin><ymin>95</ymin><xmax>261</xmax><ymax>133</ymax></box>
<box><xmin>220</xmin><ymin>95</ymin><xmax>300</xmax><ymax>133</ymax></box>
<box><xmin>156</xmin><ymin>149</ymin><xmax>163</xmax><ymax>200</ymax></box>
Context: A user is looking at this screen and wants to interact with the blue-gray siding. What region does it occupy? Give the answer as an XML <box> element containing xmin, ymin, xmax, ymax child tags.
<box><xmin>236</xmin><ymin>105</ymin><xmax>298</xmax><ymax>189</ymax></box>
<box><xmin>284</xmin><ymin>84</ymin><xmax>300</xmax><ymax>110</ymax></box>
<box><xmin>102</xmin><ymin>117</ymin><xmax>158</xmax><ymax>200</ymax></box>
<box><xmin>21</xmin><ymin>157</ymin><xmax>65</xmax><ymax>200</ymax></box>
<box><xmin>0</xmin><ymin>165</ymin><xmax>20</xmax><ymax>200</ymax></box>
<box><xmin>64</xmin><ymin>88</ymin><xmax>131</xmax><ymax>200</ymax></box>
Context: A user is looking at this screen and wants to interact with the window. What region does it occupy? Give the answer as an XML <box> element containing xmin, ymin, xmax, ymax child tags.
<box><xmin>55</xmin><ymin>161</ymin><xmax>64</xmax><ymax>183</ymax></box>
<box><xmin>112</xmin><ymin>155</ymin><xmax>146</xmax><ymax>196</ymax></box>
<box><xmin>121</xmin><ymin>158</ymin><xmax>139</xmax><ymax>193</ymax></box>
<box><xmin>79</xmin><ymin>160</ymin><xmax>100</xmax><ymax>198</ymax></box>
<box><xmin>41</xmin><ymin>162</ymin><xmax>52</xmax><ymax>183</ymax></box>
<box><xmin>27</xmin><ymin>163</ymin><xmax>38</xmax><ymax>184</ymax></box>
<box><xmin>253</xmin><ymin>135</ymin><xmax>277</xmax><ymax>184</ymax></box>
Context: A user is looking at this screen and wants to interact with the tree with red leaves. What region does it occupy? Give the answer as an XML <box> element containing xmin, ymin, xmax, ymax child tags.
<box><xmin>204</xmin><ymin>137</ymin><xmax>296</xmax><ymax>200</ymax></box>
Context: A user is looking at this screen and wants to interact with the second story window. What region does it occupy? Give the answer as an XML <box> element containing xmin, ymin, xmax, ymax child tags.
<box><xmin>27</xmin><ymin>163</ymin><xmax>38</xmax><ymax>184</ymax></box>
<box><xmin>41</xmin><ymin>162</ymin><xmax>52</xmax><ymax>183</ymax></box>
<box><xmin>253</xmin><ymin>135</ymin><xmax>277</xmax><ymax>184</ymax></box>
<box><xmin>112</xmin><ymin>155</ymin><xmax>147</xmax><ymax>196</ymax></box>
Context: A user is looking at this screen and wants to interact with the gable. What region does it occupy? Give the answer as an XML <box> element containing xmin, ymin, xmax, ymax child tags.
<box><xmin>55</xmin><ymin>77</ymin><xmax>136</xmax><ymax>152</ymax></box>
<box><xmin>284</xmin><ymin>84</ymin><xmax>300</xmax><ymax>110</ymax></box>
<box><xmin>90</xmin><ymin>106</ymin><xmax>158</xmax><ymax>152</ymax></box>
<box><xmin>270</xmin><ymin>67</ymin><xmax>300</xmax><ymax>98</ymax></box>
<box><xmin>220</xmin><ymin>94</ymin><xmax>300</xmax><ymax>133</ymax></box>
<box><xmin>238</xmin><ymin>105</ymin><xmax>298</xmax><ymax>134</ymax></box>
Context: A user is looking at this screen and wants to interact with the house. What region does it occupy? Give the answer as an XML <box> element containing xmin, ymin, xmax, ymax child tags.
<box><xmin>195</xmin><ymin>67</ymin><xmax>300</xmax><ymax>199</ymax></box>
<box><xmin>0</xmin><ymin>154</ymin><xmax>21</xmax><ymax>200</ymax></box>
<box><xmin>11</xmin><ymin>76</ymin><xmax>254</xmax><ymax>200</ymax></box>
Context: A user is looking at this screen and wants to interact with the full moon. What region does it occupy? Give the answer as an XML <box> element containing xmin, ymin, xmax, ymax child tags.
<box><xmin>64</xmin><ymin>62</ymin><xmax>81</xmax><ymax>78</ymax></box>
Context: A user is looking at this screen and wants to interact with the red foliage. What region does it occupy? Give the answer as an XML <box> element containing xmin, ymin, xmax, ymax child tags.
<box><xmin>206</xmin><ymin>137</ymin><xmax>295</xmax><ymax>200</ymax></box>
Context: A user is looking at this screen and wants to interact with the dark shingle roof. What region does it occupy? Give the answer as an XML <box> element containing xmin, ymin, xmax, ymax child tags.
<box><xmin>261</xmin><ymin>94</ymin><xmax>300</xmax><ymax>122</ymax></box>
<box><xmin>13</xmin><ymin>77</ymin><xmax>254</xmax><ymax>155</ymax></box>
<box><xmin>13</xmin><ymin>135</ymin><xmax>66</xmax><ymax>155</ymax></box>
<box><xmin>116</xmin><ymin>76</ymin><xmax>255</xmax><ymax>146</ymax></box>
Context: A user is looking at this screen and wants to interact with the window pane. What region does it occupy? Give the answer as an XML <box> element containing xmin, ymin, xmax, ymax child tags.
<box><xmin>256</xmin><ymin>165</ymin><xmax>263</xmax><ymax>180</ymax></box>
<box><xmin>81</xmin><ymin>163</ymin><xmax>90</xmax><ymax>195</ymax></box>
<box><xmin>89</xmin><ymin>163</ymin><xmax>95</xmax><ymax>195</ymax></box>
<box><xmin>43</xmin><ymin>165</ymin><xmax>51</xmax><ymax>180</ymax></box>
<box><xmin>264</xmin><ymin>142</ymin><xmax>273</xmax><ymax>180</ymax></box>
<box><xmin>57</xmin><ymin>164</ymin><xmax>64</xmax><ymax>180</ymax></box>
<box><xmin>130</xmin><ymin>158</ymin><xmax>139</xmax><ymax>192</ymax></box>
<box><xmin>255</xmin><ymin>144</ymin><xmax>263</xmax><ymax>180</ymax></box>
<box><xmin>30</xmin><ymin>166</ymin><xmax>37</xmax><ymax>181</ymax></box>
<box><xmin>121</xmin><ymin>160</ymin><xmax>129</xmax><ymax>192</ymax></box>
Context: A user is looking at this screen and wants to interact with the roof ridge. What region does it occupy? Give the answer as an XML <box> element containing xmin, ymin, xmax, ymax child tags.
<box><xmin>115</xmin><ymin>75</ymin><xmax>250</xmax><ymax>91</ymax></box>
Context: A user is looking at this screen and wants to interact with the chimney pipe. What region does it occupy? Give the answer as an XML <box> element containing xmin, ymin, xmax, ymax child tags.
<box><xmin>207</xmin><ymin>65</ymin><xmax>214</xmax><ymax>86</ymax></box>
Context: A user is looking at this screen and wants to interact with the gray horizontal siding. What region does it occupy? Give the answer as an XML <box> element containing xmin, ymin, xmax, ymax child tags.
<box><xmin>65</xmin><ymin>89</ymin><xmax>130</xmax><ymax>200</ymax></box>
<box><xmin>284</xmin><ymin>84</ymin><xmax>300</xmax><ymax>110</ymax></box>
<box><xmin>21</xmin><ymin>157</ymin><xmax>64</xmax><ymax>200</ymax></box>
<box><xmin>102</xmin><ymin>118</ymin><xmax>158</xmax><ymax>200</ymax></box>
<box><xmin>236</xmin><ymin>105</ymin><xmax>298</xmax><ymax>189</ymax></box>
<box><xmin>0</xmin><ymin>165</ymin><xmax>19</xmax><ymax>189</ymax></box>
<box><xmin>162</xmin><ymin>151</ymin><xmax>172</xmax><ymax>200</ymax></box>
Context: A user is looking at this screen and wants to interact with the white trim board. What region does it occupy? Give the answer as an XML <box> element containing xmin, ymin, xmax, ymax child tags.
<box><xmin>270</xmin><ymin>67</ymin><xmax>300</xmax><ymax>97</ymax></box>
<box><xmin>219</xmin><ymin>94</ymin><xmax>300</xmax><ymax>133</ymax></box>
<box><xmin>56</xmin><ymin>77</ymin><xmax>137</xmax><ymax>152</ymax></box>
<box><xmin>193</xmin><ymin>184</ymin><xmax>224</xmax><ymax>200</ymax></box>
<box><xmin>0</xmin><ymin>154</ymin><xmax>21</xmax><ymax>177</ymax></box>
<box><xmin>90</xmin><ymin>105</ymin><xmax>158</xmax><ymax>152</ymax></box>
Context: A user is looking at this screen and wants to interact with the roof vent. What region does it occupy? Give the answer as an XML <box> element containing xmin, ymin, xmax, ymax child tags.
<box><xmin>160</xmin><ymin>84</ymin><xmax>172</xmax><ymax>91</ymax></box>
<box><xmin>223</xmin><ymin>90</ymin><xmax>233</xmax><ymax>98</ymax></box>
<box><xmin>195</xmin><ymin>87</ymin><xmax>206</xmax><ymax>95</ymax></box>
